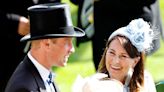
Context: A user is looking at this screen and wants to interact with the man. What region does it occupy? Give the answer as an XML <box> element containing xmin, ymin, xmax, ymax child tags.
<box><xmin>0</xmin><ymin>0</ymin><xmax>61</xmax><ymax>91</ymax></box>
<box><xmin>5</xmin><ymin>3</ymin><xmax>85</xmax><ymax>92</ymax></box>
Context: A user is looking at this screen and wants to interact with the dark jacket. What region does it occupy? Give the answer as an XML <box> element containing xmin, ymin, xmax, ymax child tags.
<box><xmin>5</xmin><ymin>56</ymin><xmax>60</xmax><ymax>92</ymax></box>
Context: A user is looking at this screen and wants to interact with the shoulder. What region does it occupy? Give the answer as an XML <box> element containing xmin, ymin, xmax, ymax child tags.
<box><xmin>144</xmin><ymin>70</ymin><xmax>154</xmax><ymax>83</ymax></box>
<box><xmin>5</xmin><ymin>61</ymin><xmax>38</xmax><ymax>92</ymax></box>
<box><xmin>144</xmin><ymin>70</ymin><xmax>156</xmax><ymax>92</ymax></box>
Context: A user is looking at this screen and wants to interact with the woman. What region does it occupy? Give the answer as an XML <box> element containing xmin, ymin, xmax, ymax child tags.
<box><xmin>72</xmin><ymin>18</ymin><xmax>157</xmax><ymax>92</ymax></box>
<box><xmin>97</xmin><ymin>18</ymin><xmax>157</xmax><ymax>92</ymax></box>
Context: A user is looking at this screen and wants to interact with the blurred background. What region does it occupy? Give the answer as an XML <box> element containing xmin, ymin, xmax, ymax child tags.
<box><xmin>53</xmin><ymin>0</ymin><xmax>164</xmax><ymax>92</ymax></box>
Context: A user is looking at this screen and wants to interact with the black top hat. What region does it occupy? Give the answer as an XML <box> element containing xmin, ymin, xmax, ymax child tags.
<box><xmin>21</xmin><ymin>3</ymin><xmax>85</xmax><ymax>42</ymax></box>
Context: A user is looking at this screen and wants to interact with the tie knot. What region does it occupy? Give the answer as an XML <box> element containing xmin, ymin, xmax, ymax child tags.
<box><xmin>47</xmin><ymin>72</ymin><xmax>53</xmax><ymax>85</ymax></box>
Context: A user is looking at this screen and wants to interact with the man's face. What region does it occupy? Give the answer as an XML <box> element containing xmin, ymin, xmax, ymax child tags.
<box><xmin>46</xmin><ymin>37</ymin><xmax>74</xmax><ymax>67</ymax></box>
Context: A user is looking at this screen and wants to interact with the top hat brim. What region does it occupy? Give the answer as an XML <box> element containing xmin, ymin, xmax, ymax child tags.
<box><xmin>20</xmin><ymin>26</ymin><xmax>85</xmax><ymax>42</ymax></box>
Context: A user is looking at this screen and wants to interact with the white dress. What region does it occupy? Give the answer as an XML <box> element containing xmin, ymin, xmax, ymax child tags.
<box><xmin>72</xmin><ymin>70</ymin><xmax>156</xmax><ymax>92</ymax></box>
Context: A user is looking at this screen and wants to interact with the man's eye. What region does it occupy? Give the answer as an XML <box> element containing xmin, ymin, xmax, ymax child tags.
<box><xmin>122</xmin><ymin>55</ymin><xmax>127</xmax><ymax>58</ymax></box>
<box><xmin>109</xmin><ymin>51</ymin><xmax>115</xmax><ymax>55</ymax></box>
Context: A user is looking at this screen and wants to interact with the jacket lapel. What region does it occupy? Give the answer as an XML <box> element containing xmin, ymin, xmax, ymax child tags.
<box><xmin>24</xmin><ymin>56</ymin><xmax>46</xmax><ymax>91</ymax></box>
<box><xmin>52</xmin><ymin>81</ymin><xmax>60</xmax><ymax>92</ymax></box>
<box><xmin>24</xmin><ymin>55</ymin><xmax>60</xmax><ymax>92</ymax></box>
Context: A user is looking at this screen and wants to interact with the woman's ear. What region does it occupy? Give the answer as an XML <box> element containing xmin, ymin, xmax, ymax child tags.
<box><xmin>132</xmin><ymin>57</ymin><xmax>140</xmax><ymax>68</ymax></box>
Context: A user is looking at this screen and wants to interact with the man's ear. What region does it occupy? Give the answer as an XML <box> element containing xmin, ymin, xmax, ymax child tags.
<box><xmin>40</xmin><ymin>39</ymin><xmax>50</xmax><ymax>48</ymax></box>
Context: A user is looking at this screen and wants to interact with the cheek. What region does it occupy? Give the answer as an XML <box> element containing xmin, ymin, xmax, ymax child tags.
<box><xmin>105</xmin><ymin>56</ymin><xmax>112</xmax><ymax>71</ymax></box>
<box><xmin>121</xmin><ymin>62</ymin><xmax>133</xmax><ymax>76</ymax></box>
<box><xmin>122</xmin><ymin>63</ymin><xmax>129</xmax><ymax>71</ymax></box>
<box><xmin>48</xmin><ymin>46</ymin><xmax>62</xmax><ymax>60</ymax></box>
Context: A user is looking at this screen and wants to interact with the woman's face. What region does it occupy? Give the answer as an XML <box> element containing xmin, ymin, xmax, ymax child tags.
<box><xmin>105</xmin><ymin>38</ymin><xmax>138</xmax><ymax>83</ymax></box>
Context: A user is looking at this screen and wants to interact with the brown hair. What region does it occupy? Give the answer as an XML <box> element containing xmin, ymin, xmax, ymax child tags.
<box><xmin>98</xmin><ymin>35</ymin><xmax>145</xmax><ymax>92</ymax></box>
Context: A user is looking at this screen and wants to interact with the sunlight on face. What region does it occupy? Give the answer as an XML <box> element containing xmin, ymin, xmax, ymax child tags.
<box><xmin>105</xmin><ymin>38</ymin><xmax>135</xmax><ymax>83</ymax></box>
<box><xmin>47</xmin><ymin>37</ymin><xmax>74</xmax><ymax>67</ymax></box>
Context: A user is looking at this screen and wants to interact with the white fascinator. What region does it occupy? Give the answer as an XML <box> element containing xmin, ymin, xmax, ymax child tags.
<box><xmin>108</xmin><ymin>18</ymin><xmax>159</xmax><ymax>53</ymax></box>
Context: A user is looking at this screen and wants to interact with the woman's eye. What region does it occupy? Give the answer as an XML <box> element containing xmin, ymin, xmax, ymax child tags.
<box><xmin>120</xmin><ymin>55</ymin><xmax>129</xmax><ymax>60</ymax></box>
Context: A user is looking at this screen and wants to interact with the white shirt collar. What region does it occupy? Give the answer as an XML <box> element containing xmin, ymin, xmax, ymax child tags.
<box><xmin>27</xmin><ymin>51</ymin><xmax>51</xmax><ymax>83</ymax></box>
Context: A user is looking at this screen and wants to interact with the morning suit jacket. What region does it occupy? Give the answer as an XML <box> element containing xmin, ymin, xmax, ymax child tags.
<box><xmin>0</xmin><ymin>0</ymin><xmax>60</xmax><ymax>91</ymax></box>
<box><xmin>5</xmin><ymin>55</ymin><xmax>60</xmax><ymax>92</ymax></box>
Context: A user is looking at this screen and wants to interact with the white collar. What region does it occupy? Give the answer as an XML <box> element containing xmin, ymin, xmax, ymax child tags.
<box><xmin>27</xmin><ymin>51</ymin><xmax>51</xmax><ymax>83</ymax></box>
